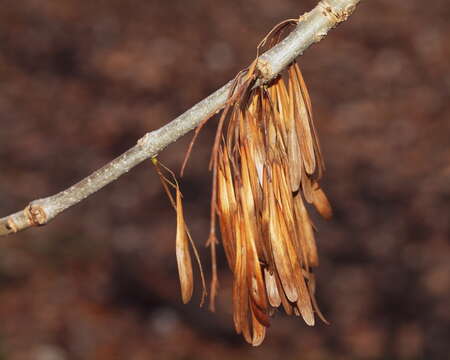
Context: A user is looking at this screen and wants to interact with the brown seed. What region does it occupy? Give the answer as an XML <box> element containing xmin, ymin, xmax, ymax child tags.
<box><xmin>175</xmin><ymin>187</ymin><xmax>194</xmax><ymax>304</ymax></box>
<box><xmin>312</xmin><ymin>186</ymin><xmax>333</xmax><ymax>220</ymax></box>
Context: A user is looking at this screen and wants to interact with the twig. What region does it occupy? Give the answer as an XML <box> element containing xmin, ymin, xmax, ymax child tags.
<box><xmin>0</xmin><ymin>0</ymin><xmax>362</xmax><ymax>236</ymax></box>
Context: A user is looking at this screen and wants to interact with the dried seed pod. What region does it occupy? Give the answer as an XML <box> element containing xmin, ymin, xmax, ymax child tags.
<box><xmin>312</xmin><ymin>185</ymin><xmax>333</xmax><ymax>220</ymax></box>
<box><xmin>175</xmin><ymin>187</ymin><xmax>194</xmax><ymax>304</ymax></box>
<box><xmin>152</xmin><ymin>158</ymin><xmax>206</xmax><ymax>306</ymax></box>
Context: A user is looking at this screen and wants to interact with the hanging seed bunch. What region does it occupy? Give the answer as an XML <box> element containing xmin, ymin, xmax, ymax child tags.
<box><xmin>204</xmin><ymin>19</ymin><xmax>333</xmax><ymax>346</ymax></box>
<box><xmin>170</xmin><ymin>19</ymin><xmax>332</xmax><ymax>346</ymax></box>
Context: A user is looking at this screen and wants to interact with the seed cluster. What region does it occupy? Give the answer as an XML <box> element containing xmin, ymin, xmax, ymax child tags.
<box><xmin>159</xmin><ymin>19</ymin><xmax>332</xmax><ymax>346</ymax></box>
<box><xmin>212</xmin><ymin>59</ymin><xmax>331</xmax><ymax>345</ymax></box>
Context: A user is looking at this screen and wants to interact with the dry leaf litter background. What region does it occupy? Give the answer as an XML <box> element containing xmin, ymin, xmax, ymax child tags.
<box><xmin>0</xmin><ymin>0</ymin><xmax>449</xmax><ymax>359</ymax></box>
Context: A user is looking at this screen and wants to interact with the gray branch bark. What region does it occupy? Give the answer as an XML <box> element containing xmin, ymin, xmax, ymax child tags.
<box><xmin>0</xmin><ymin>0</ymin><xmax>362</xmax><ymax>236</ymax></box>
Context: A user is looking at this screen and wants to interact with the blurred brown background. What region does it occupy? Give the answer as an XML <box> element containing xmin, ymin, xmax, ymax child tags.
<box><xmin>0</xmin><ymin>0</ymin><xmax>449</xmax><ymax>359</ymax></box>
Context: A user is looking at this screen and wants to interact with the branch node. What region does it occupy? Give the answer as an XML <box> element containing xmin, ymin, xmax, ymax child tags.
<box><xmin>319</xmin><ymin>1</ymin><xmax>355</xmax><ymax>24</ymax></box>
<box><xmin>25</xmin><ymin>205</ymin><xmax>48</xmax><ymax>226</ymax></box>
<box><xmin>256</xmin><ymin>59</ymin><xmax>273</xmax><ymax>82</ymax></box>
<box><xmin>6</xmin><ymin>218</ymin><xmax>18</xmax><ymax>233</ymax></box>
<box><xmin>137</xmin><ymin>134</ymin><xmax>149</xmax><ymax>147</ymax></box>
<box><xmin>137</xmin><ymin>130</ymin><xmax>159</xmax><ymax>150</ymax></box>
<box><xmin>315</xmin><ymin>31</ymin><xmax>328</xmax><ymax>43</ymax></box>
<box><xmin>298</xmin><ymin>12</ymin><xmax>310</xmax><ymax>23</ymax></box>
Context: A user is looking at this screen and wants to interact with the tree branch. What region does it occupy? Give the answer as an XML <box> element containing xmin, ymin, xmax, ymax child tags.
<box><xmin>0</xmin><ymin>0</ymin><xmax>362</xmax><ymax>236</ymax></box>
